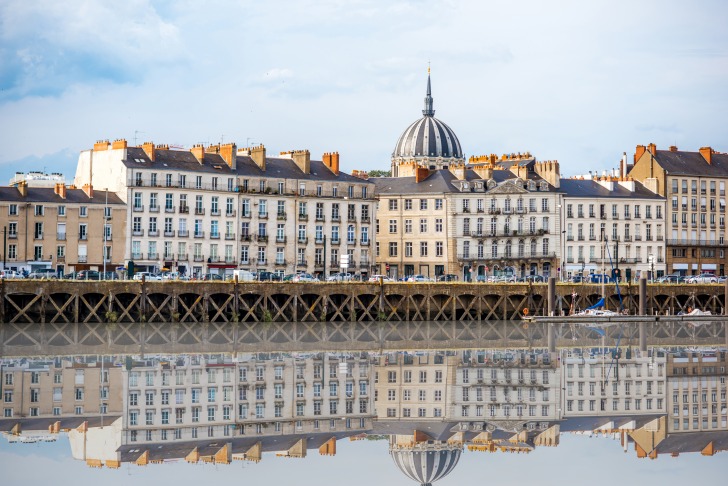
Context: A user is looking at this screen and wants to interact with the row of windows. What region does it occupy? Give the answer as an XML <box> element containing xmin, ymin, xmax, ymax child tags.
<box><xmin>381</xmin><ymin>218</ymin><xmax>444</xmax><ymax>234</ymax></box>
<box><xmin>4</xmin><ymin>406</ymin><xmax>89</xmax><ymax>417</ymax></box>
<box><xmin>566</xmin><ymin>398</ymin><xmax>661</xmax><ymax>412</ymax></box>
<box><xmin>5</xmin><ymin>204</ymin><xmax>112</xmax><ymax>217</ymax></box>
<box><xmin>670</xmin><ymin>178</ymin><xmax>726</xmax><ymax>196</ymax></box>
<box><xmin>387</xmin><ymin>198</ymin><xmax>444</xmax><ymax>211</ymax></box>
<box><xmin>567</xmin><ymin>203</ymin><xmax>662</xmax><ymax>220</ymax></box>
<box><xmin>566</xmin><ymin>381</ymin><xmax>662</xmax><ymax>396</ymax></box>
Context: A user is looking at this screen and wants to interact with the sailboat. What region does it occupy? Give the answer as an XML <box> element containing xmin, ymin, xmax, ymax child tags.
<box><xmin>572</xmin><ymin>237</ymin><xmax>625</xmax><ymax>317</ymax></box>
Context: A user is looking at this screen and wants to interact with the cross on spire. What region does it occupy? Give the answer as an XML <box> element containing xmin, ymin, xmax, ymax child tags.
<box><xmin>423</xmin><ymin>65</ymin><xmax>435</xmax><ymax>117</ymax></box>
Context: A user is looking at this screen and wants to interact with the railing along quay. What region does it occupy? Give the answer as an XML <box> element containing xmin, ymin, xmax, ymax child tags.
<box><xmin>1</xmin><ymin>280</ymin><xmax>728</xmax><ymax>324</ymax></box>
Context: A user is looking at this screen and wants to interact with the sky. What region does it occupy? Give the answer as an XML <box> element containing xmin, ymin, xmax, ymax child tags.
<box><xmin>1</xmin><ymin>432</ymin><xmax>726</xmax><ymax>486</ymax></box>
<box><xmin>0</xmin><ymin>0</ymin><xmax>727</xmax><ymax>185</ymax></box>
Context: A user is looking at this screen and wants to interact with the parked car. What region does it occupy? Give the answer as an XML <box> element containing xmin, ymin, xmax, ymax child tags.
<box><xmin>437</xmin><ymin>274</ymin><xmax>459</xmax><ymax>282</ymax></box>
<box><xmin>28</xmin><ymin>269</ymin><xmax>58</xmax><ymax>279</ymax></box>
<box><xmin>132</xmin><ymin>272</ymin><xmax>162</xmax><ymax>281</ymax></box>
<box><xmin>407</xmin><ymin>274</ymin><xmax>433</xmax><ymax>282</ymax></box>
<box><xmin>0</xmin><ymin>270</ymin><xmax>24</xmax><ymax>279</ymax></box>
<box><xmin>368</xmin><ymin>274</ymin><xmax>393</xmax><ymax>282</ymax></box>
<box><xmin>657</xmin><ymin>274</ymin><xmax>680</xmax><ymax>283</ymax></box>
<box><xmin>256</xmin><ymin>271</ymin><xmax>281</xmax><ymax>282</ymax></box>
<box><xmin>686</xmin><ymin>273</ymin><xmax>717</xmax><ymax>284</ymax></box>
<box><xmin>518</xmin><ymin>275</ymin><xmax>545</xmax><ymax>283</ymax></box>
<box><xmin>200</xmin><ymin>273</ymin><xmax>223</xmax><ymax>281</ymax></box>
<box><xmin>282</xmin><ymin>274</ymin><xmax>296</xmax><ymax>282</ymax></box>
<box><xmin>293</xmin><ymin>273</ymin><xmax>316</xmax><ymax>282</ymax></box>
<box><xmin>588</xmin><ymin>273</ymin><xmax>614</xmax><ymax>284</ymax></box>
<box><xmin>77</xmin><ymin>270</ymin><xmax>101</xmax><ymax>280</ymax></box>
<box><xmin>326</xmin><ymin>272</ymin><xmax>353</xmax><ymax>282</ymax></box>
<box><xmin>718</xmin><ymin>276</ymin><xmax>727</xmax><ymax>284</ymax></box>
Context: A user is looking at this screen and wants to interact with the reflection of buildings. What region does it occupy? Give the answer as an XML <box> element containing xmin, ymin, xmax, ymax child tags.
<box><xmin>561</xmin><ymin>347</ymin><xmax>667</xmax><ymax>417</ymax></box>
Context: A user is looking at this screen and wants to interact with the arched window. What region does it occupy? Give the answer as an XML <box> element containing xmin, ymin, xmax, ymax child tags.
<box><xmin>530</xmin><ymin>239</ymin><xmax>538</xmax><ymax>256</ymax></box>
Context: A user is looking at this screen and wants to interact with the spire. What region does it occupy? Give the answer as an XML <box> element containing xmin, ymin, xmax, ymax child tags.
<box><xmin>422</xmin><ymin>68</ymin><xmax>435</xmax><ymax>117</ymax></box>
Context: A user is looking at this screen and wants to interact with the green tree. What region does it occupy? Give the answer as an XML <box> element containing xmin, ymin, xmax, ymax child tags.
<box><xmin>368</xmin><ymin>169</ymin><xmax>391</xmax><ymax>177</ymax></box>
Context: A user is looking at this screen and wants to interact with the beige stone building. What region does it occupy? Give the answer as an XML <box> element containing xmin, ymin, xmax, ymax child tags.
<box><xmin>74</xmin><ymin>140</ymin><xmax>375</xmax><ymax>278</ymax></box>
<box><xmin>0</xmin><ymin>183</ymin><xmax>126</xmax><ymax>276</ymax></box>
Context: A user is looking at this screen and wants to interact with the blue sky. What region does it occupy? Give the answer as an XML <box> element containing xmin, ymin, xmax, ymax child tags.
<box><xmin>0</xmin><ymin>0</ymin><xmax>726</xmax><ymax>184</ymax></box>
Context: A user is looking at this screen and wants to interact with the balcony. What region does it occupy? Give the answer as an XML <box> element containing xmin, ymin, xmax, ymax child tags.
<box><xmin>133</xmin><ymin>205</ymin><xmax>144</xmax><ymax>212</ymax></box>
<box><xmin>315</xmin><ymin>214</ymin><xmax>325</xmax><ymax>222</ymax></box>
<box><xmin>331</xmin><ymin>215</ymin><xmax>341</xmax><ymax>222</ymax></box>
<box><xmin>298</xmin><ymin>237</ymin><xmax>308</xmax><ymax>244</ymax></box>
<box><xmin>211</xmin><ymin>209</ymin><xmax>221</xmax><ymax>216</ymax></box>
<box><xmin>179</xmin><ymin>206</ymin><xmax>189</xmax><ymax>214</ymax></box>
<box><xmin>132</xmin><ymin>229</ymin><xmax>144</xmax><ymax>237</ymax></box>
<box><xmin>78</xmin><ymin>255</ymin><xmax>88</xmax><ymax>263</ymax></box>
<box><xmin>634</xmin><ymin>235</ymin><xmax>642</xmax><ymax>241</ymax></box>
<box><xmin>210</xmin><ymin>232</ymin><xmax>220</xmax><ymax>239</ymax></box>
<box><xmin>57</xmin><ymin>233</ymin><xmax>66</xmax><ymax>241</ymax></box>
<box><xmin>194</xmin><ymin>231</ymin><xmax>205</xmax><ymax>238</ymax></box>
<box><xmin>148</xmin><ymin>230</ymin><xmax>159</xmax><ymax>237</ymax></box>
<box><xmin>277</xmin><ymin>212</ymin><xmax>287</xmax><ymax>221</ymax></box>
<box><xmin>163</xmin><ymin>254</ymin><xmax>174</xmax><ymax>260</ymax></box>
<box><xmin>258</xmin><ymin>212</ymin><xmax>268</xmax><ymax>219</ymax></box>
<box><xmin>226</xmin><ymin>210</ymin><xmax>236</xmax><ymax>217</ymax></box>
<box><xmin>149</xmin><ymin>206</ymin><xmax>160</xmax><ymax>213</ymax></box>
<box><xmin>566</xmin><ymin>235</ymin><xmax>574</xmax><ymax>241</ymax></box>
<box><xmin>276</xmin><ymin>236</ymin><xmax>287</xmax><ymax>243</ymax></box>
<box><xmin>347</xmin><ymin>216</ymin><xmax>357</xmax><ymax>223</ymax></box>
<box><xmin>623</xmin><ymin>235</ymin><xmax>632</xmax><ymax>242</ymax></box>
<box><xmin>275</xmin><ymin>259</ymin><xmax>286</xmax><ymax>266</ymax></box>
<box><xmin>240</xmin><ymin>234</ymin><xmax>252</xmax><ymax>242</ymax></box>
<box><xmin>360</xmin><ymin>259</ymin><xmax>370</xmax><ymax>268</ymax></box>
<box><xmin>131</xmin><ymin>252</ymin><xmax>143</xmax><ymax>260</ymax></box>
<box><xmin>462</xmin><ymin>207</ymin><xmax>471</xmax><ymax>213</ymax></box>
<box><xmin>239</xmin><ymin>259</ymin><xmax>249</xmax><ymax>265</ymax></box>
<box><xmin>360</xmin><ymin>238</ymin><xmax>370</xmax><ymax>246</ymax></box>
<box><xmin>209</xmin><ymin>256</ymin><xmax>221</xmax><ymax>263</ymax></box>
<box><xmin>297</xmin><ymin>259</ymin><xmax>307</xmax><ymax>267</ymax></box>
<box><xmin>178</xmin><ymin>229</ymin><xmax>189</xmax><ymax>237</ymax></box>
<box><xmin>315</xmin><ymin>238</ymin><xmax>324</xmax><ymax>244</ymax></box>
<box><xmin>164</xmin><ymin>230</ymin><xmax>175</xmax><ymax>237</ymax></box>
<box><xmin>298</xmin><ymin>212</ymin><xmax>308</xmax><ymax>221</ymax></box>
<box><xmin>257</xmin><ymin>235</ymin><xmax>268</xmax><ymax>243</ymax></box>
<box><xmin>456</xmin><ymin>251</ymin><xmax>557</xmax><ymax>262</ymax></box>
<box><xmin>241</xmin><ymin>211</ymin><xmax>251</xmax><ymax>218</ymax></box>
<box><xmin>8</xmin><ymin>232</ymin><xmax>17</xmax><ymax>239</ymax></box>
<box><xmin>225</xmin><ymin>233</ymin><xmax>236</xmax><ymax>240</ymax></box>
<box><xmin>193</xmin><ymin>255</ymin><xmax>205</xmax><ymax>262</ymax></box>
<box><xmin>624</xmin><ymin>214</ymin><xmax>631</xmax><ymax>220</ymax></box>
<box><xmin>361</xmin><ymin>216</ymin><xmax>371</xmax><ymax>223</ymax></box>
<box><xmin>667</xmin><ymin>238</ymin><xmax>723</xmax><ymax>247</ymax></box>
<box><xmin>148</xmin><ymin>252</ymin><xmax>159</xmax><ymax>260</ymax></box>
<box><xmin>178</xmin><ymin>253</ymin><xmax>188</xmax><ymax>260</ymax></box>
<box><xmin>225</xmin><ymin>256</ymin><xmax>236</xmax><ymax>264</ymax></box>
<box><xmin>165</xmin><ymin>206</ymin><xmax>175</xmax><ymax>213</ymax></box>
<box><xmin>330</xmin><ymin>238</ymin><xmax>340</xmax><ymax>246</ymax></box>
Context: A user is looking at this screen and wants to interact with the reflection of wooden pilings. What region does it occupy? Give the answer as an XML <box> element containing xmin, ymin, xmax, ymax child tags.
<box><xmin>547</xmin><ymin>323</ymin><xmax>555</xmax><ymax>352</ymax></box>
<box><xmin>639</xmin><ymin>322</ymin><xmax>647</xmax><ymax>352</ymax></box>
<box><xmin>639</xmin><ymin>278</ymin><xmax>647</xmax><ymax>316</ymax></box>
<box><xmin>548</xmin><ymin>278</ymin><xmax>556</xmax><ymax>316</ymax></box>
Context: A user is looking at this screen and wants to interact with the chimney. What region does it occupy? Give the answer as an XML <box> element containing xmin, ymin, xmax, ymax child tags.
<box><xmin>415</xmin><ymin>167</ymin><xmax>431</xmax><ymax>183</ymax></box>
<box><xmin>700</xmin><ymin>146</ymin><xmax>713</xmax><ymax>165</ymax></box>
<box><xmin>112</xmin><ymin>139</ymin><xmax>128</xmax><ymax>150</ymax></box>
<box><xmin>669</xmin><ymin>145</ymin><xmax>678</xmax><ymax>152</ymax></box>
<box><xmin>82</xmin><ymin>183</ymin><xmax>93</xmax><ymax>199</ymax></box>
<box><xmin>322</xmin><ymin>152</ymin><xmax>340</xmax><ymax>175</ymax></box>
<box><xmin>141</xmin><ymin>141</ymin><xmax>156</xmax><ymax>161</ymax></box>
<box><xmin>17</xmin><ymin>181</ymin><xmax>27</xmax><ymax>197</ymax></box>
<box><xmin>289</xmin><ymin>150</ymin><xmax>310</xmax><ymax>175</ymax></box>
<box><xmin>219</xmin><ymin>143</ymin><xmax>237</xmax><ymax>170</ymax></box>
<box><xmin>249</xmin><ymin>144</ymin><xmax>266</xmax><ymax>171</ymax></box>
<box><xmin>93</xmin><ymin>140</ymin><xmax>109</xmax><ymax>151</ymax></box>
<box><xmin>472</xmin><ymin>164</ymin><xmax>494</xmax><ymax>181</ymax></box>
<box><xmin>190</xmin><ymin>144</ymin><xmax>205</xmax><ymax>164</ymax></box>
<box><xmin>648</xmin><ymin>143</ymin><xmax>657</xmax><ymax>156</ymax></box>
<box><xmin>634</xmin><ymin>145</ymin><xmax>646</xmax><ymax>163</ymax></box>
<box><xmin>534</xmin><ymin>160</ymin><xmax>561</xmax><ymax>189</ymax></box>
<box><xmin>620</xmin><ymin>152</ymin><xmax>627</xmax><ymax>178</ymax></box>
<box><xmin>54</xmin><ymin>183</ymin><xmax>67</xmax><ymax>199</ymax></box>
<box><xmin>449</xmin><ymin>162</ymin><xmax>466</xmax><ymax>180</ymax></box>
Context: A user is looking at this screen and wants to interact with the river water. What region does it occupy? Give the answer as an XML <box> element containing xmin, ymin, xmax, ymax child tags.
<box><xmin>0</xmin><ymin>320</ymin><xmax>726</xmax><ymax>485</ymax></box>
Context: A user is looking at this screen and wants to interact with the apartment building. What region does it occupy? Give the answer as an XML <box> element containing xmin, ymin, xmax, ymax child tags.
<box><xmin>560</xmin><ymin>175</ymin><xmax>666</xmax><ymax>280</ymax></box>
<box><xmin>74</xmin><ymin>140</ymin><xmax>375</xmax><ymax>278</ymax></box>
<box><xmin>0</xmin><ymin>183</ymin><xmax>126</xmax><ymax>275</ymax></box>
<box><xmin>561</xmin><ymin>348</ymin><xmax>666</xmax><ymax>417</ymax></box>
<box><xmin>374</xmin><ymin>156</ymin><xmax>562</xmax><ymax>280</ymax></box>
<box><xmin>629</xmin><ymin>144</ymin><xmax>728</xmax><ymax>275</ymax></box>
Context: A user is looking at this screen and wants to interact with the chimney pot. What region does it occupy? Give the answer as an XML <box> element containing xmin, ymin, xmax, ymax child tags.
<box><xmin>699</xmin><ymin>146</ymin><xmax>713</xmax><ymax>165</ymax></box>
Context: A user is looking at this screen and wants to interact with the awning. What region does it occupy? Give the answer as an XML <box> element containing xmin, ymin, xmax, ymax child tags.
<box><xmin>672</xmin><ymin>264</ymin><xmax>688</xmax><ymax>270</ymax></box>
<box><xmin>701</xmin><ymin>264</ymin><xmax>717</xmax><ymax>270</ymax></box>
<box><xmin>207</xmin><ymin>264</ymin><xmax>236</xmax><ymax>268</ymax></box>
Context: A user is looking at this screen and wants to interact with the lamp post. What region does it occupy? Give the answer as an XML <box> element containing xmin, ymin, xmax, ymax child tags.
<box><xmin>103</xmin><ymin>189</ymin><xmax>108</xmax><ymax>279</ymax></box>
<box><xmin>561</xmin><ymin>229</ymin><xmax>566</xmax><ymax>282</ymax></box>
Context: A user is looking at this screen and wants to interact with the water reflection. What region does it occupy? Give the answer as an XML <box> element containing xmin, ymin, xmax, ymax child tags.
<box><xmin>0</xmin><ymin>330</ymin><xmax>726</xmax><ymax>483</ymax></box>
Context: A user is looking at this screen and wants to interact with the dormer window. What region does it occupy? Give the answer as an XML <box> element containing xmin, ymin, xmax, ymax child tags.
<box><xmin>540</xmin><ymin>181</ymin><xmax>549</xmax><ymax>191</ymax></box>
<box><xmin>462</xmin><ymin>182</ymin><xmax>469</xmax><ymax>190</ymax></box>
<box><xmin>528</xmin><ymin>180</ymin><xmax>536</xmax><ymax>191</ymax></box>
<box><xmin>487</xmin><ymin>180</ymin><xmax>496</xmax><ymax>190</ymax></box>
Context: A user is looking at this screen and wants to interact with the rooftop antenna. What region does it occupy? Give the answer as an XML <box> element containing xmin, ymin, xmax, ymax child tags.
<box><xmin>133</xmin><ymin>130</ymin><xmax>145</xmax><ymax>146</ymax></box>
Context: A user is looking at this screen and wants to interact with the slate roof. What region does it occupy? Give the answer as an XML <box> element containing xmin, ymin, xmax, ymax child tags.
<box><xmin>655</xmin><ymin>430</ymin><xmax>728</xmax><ymax>454</ymax></box>
<box><xmin>649</xmin><ymin>149</ymin><xmax>728</xmax><ymax>177</ymax></box>
<box><xmin>373</xmin><ymin>168</ymin><xmax>551</xmax><ymax>195</ymax></box>
<box><xmin>123</xmin><ymin>147</ymin><xmax>373</xmax><ymax>185</ymax></box>
<box><xmin>0</xmin><ymin>187</ymin><xmax>124</xmax><ymax>205</ymax></box>
<box><xmin>560</xmin><ymin>178</ymin><xmax>663</xmax><ymax>199</ymax></box>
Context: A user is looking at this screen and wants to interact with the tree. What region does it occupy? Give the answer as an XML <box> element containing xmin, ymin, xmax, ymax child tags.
<box><xmin>368</xmin><ymin>169</ymin><xmax>391</xmax><ymax>177</ymax></box>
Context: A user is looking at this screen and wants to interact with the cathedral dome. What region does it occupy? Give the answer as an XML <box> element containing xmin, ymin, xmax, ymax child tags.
<box><xmin>390</xmin><ymin>446</ymin><xmax>462</xmax><ymax>486</ymax></box>
<box><xmin>391</xmin><ymin>72</ymin><xmax>464</xmax><ymax>176</ymax></box>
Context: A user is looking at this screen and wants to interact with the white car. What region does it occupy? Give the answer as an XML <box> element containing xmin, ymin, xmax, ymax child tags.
<box><xmin>326</xmin><ymin>273</ymin><xmax>353</xmax><ymax>282</ymax></box>
<box><xmin>368</xmin><ymin>274</ymin><xmax>393</xmax><ymax>282</ymax></box>
<box><xmin>0</xmin><ymin>270</ymin><xmax>24</xmax><ymax>279</ymax></box>
<box><xmin>133</xmin><ymin>272</ymin><xmax>162</xmax><ymax>281</ymax></box>
<box><xmin>293</xmin><ymin>273</ymin><xmax>316</xmax><ymax>282</ymax></box>
<box><xmin>407</xmin><ymin>274</ymin><xmax>433</xmax><ymax>282</ymax></box>
<box><xmin>686</xmin><ymin>274</ymin><xmax>717</xmax><ymax>284</ymax></box>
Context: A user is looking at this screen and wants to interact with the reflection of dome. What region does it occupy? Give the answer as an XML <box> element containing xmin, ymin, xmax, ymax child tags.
<box><xmin>390</xmin><ymin>445</ymin><xmax>461</xmax><ymax>486</ymax></box>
